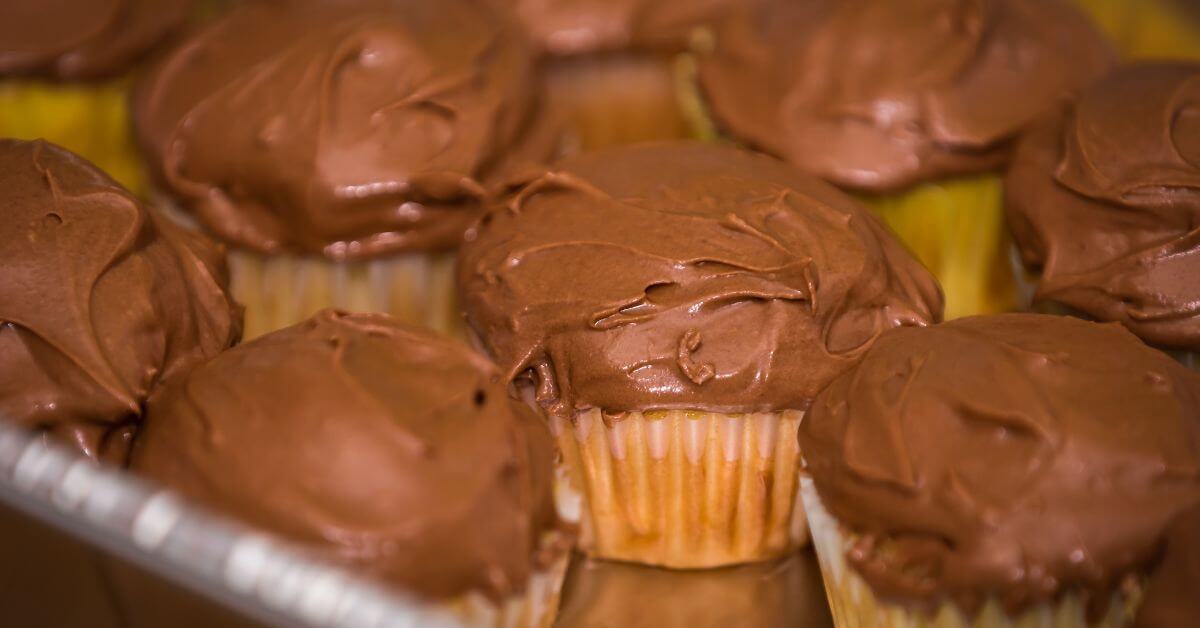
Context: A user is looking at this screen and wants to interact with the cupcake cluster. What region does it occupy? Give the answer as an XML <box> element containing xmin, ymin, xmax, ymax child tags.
<box><xmin>3</xmin><ymin>1</ymin><xmax>1200</xmax><ymax>627</ymax></box>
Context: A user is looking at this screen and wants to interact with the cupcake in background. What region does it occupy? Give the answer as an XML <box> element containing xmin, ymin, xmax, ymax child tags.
<box><xmin>1006</xmin><ymin>63</ymin><xmax>1200</xmax><ymax>367</ymax></box>
<box><xmin>459</xmin><ymin>142</ymin><xmax>943</xmax><ymax>568</ymax></box>
<box><xmin>0</xmin><ymin>139</ymin><xmax>242</xmax><ymax>461</ymax></box>
<box><xmin>132</xmin><ymin>0</ymin><xmax>553</xmax><ymax>339</ymax></box>
<box><xmin>697</xmin><ymin>0</ymin><xmax>1117</xmax><ymax>320</ymax></box>
<box><xmin>128</xmin><ymin>310</ymin><xmax>570</xmax><ymax>627</ymax></box>
<box><xmin>506</xmin><ymin>0</ymin><xmax>747</xmax><ymax>150</ymax></box>
<box><xmin>1075</xmin><ymin>0</ymin><xmax>1200</xmax><ymax>60</ymax></box>
<box><xmin>800</xmin><ymin>314</ymin><xmax>1200</xmax><ymax>628</ymax></box>
<box><xmin>0</xmin><ymin>0</ymin><xmax>197</xmax><ymax>193</ymax></box>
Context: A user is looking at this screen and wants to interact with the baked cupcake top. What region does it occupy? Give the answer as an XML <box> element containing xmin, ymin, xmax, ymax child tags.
<box><xmin>1135</xmin><ymin>503</ymin><xmax>1200</xmax><ymax>628</ymax></box>
<box><xmin>0</xmin><ymin>0</ymin><xmax>194</xmax><ymax>80</ymax></box>
<box><xmin>0</xmin><ymin>139</ymin><xmax>241</xmax><ymax>458</ymax></box>
<box><xmin>131</xmin><ymin>310</ymin><xmax>559</xmax><ymax>601</ymax></box>
<box><xmin>458</xmin><ymin>142</ymin><xmax>944</xmax><ymax>418</ymax></box>
<box><xmin>800</xmin><ymin>314</ymin><xmax>1200</xmax><ymax>615</ymax></box>
<box><xmin>131</xmin><ymin>0</ymin><xmax>548</xmax><ymax>261</ymax></box>
<box><xmin>1007</xmin><ymin>62</ymin><xmax>1200</xmax><ymax>350</ymax></box>
<box><xmin>697</xmin><ymin>0</ymin><xmax>1116</xmax><ymax>193</ymax></box>
<box><xmin>506</xmin><ymin>0</ymin><xmax>743</xmax><ymax>56</ymax></box>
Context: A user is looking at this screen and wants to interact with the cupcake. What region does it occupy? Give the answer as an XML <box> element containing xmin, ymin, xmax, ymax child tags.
<box><xmin>697</xmin><ymin>0</ymin><xmax>1117</xmax><ymax>319</ymax></box>
<box><xmin>131</xmin><ymin>0</ymin><xmax>553</xmax><ymax>339</ymax></box>
<box><xmin>458</xmin><ymin>142</ymin><xmax>944</xmax><ymax>568</ymax></box>
<box><xmin>506</xmin><ymin>0</ymin><xmax>746</xmax><ymax>150</ymax></box>
<box><xmin>0</xmin><ymin>0</ymin><xmax>197</xmax><ymax>192</ymax></box>
<box><xmin>0</xmin><ymin>138</ymin><xmax>241</xmax><ymax>461</ymax></box>
<box><xmin>799</xmin><ymin>313</ymin><xmax>1200</xmax><ymax>627</ymax></box>
<box><xmin>1134</xmin><ymin>503</ymin><xmax>1200</xmax><ymax>627</ymax></box>
<box><xmin>1074</xmin><ymin>0</ymin><xmax>1200</xmax><ymax>61</ymax></box>
<box><xmin>128</xmin><ymin>310</ymin><xmax>569</xmax><ymax>627</ymax></box>
<box><xmin>1006</xmin><ymin>63</ymin><xmax>1200</xmax><ymax>366</ymax></box>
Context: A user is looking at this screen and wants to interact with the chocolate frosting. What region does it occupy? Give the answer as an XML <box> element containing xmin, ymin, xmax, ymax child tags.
<box><xmin>698</xmin><ymin>0</ymin><xmax>1116</xmax><ymax>192</ymax></box>
<box><xmin>131</xmin><ymin>0</ymin><xmax>548</xmax><ymax>260</ymax></box>
<box><xmin>1135</xmin><ymin>503</ymin><xmax>1200</xmax><ymax>628</ymax></box>
<box><xmin>130</xmin><ymin>310</ymin><xmax>559</xmax><ymax>601</ymax></box>
<box><xmin>0</xmin><ymin>139</ymin><xmax>242</xmax><ymax>458</ymax></box>
<box><xmin>0</xmin><ymin>0</ymin><xmax>193</xmax><ymax>80</ymax></box>
<box><xmin>458</xmin><ymin>142</ymin><xmax>943</xmax><ymax>418</ymax></box>
<box><xmin>504</xmin><ymin>0</ymin><xmax>745</xmax><ymax>56</ymax></box>
<box><xmin>800</xmin><ymin>313</ymin><xmax>1200</xmax><ymax>615</ymax></box>
<box><xmin>1007</xmin><ymin>63</ymin><xmax>1200</xmax><ymax>350</ymax></box>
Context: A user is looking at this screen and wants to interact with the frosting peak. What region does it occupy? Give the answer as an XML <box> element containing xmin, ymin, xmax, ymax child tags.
<box><xmin>0</xmin><ymin>139</ymin><xmax>242</xmax><ymax>458</ymax></box>
<box><xmin>458</xmin><ymin>142</ymin><xmax>943</xmax><ymax>417</ymax></box>
<box><xmin>800</xmin><ymin>314</ymin><xmax>1200</xmax><ymax>615</ymax></box>
<box><xmin>132</xmin><ymin>0</ymin><xmax>548</xmax><ymax>260</ymax></box>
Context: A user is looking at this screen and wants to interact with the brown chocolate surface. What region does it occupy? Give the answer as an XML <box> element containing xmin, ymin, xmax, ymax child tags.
<box><xmin>1136</xmin><ymin>503</ymin><xmax>1200</xmax><ymax>628</ymax></box>
<box><xmin>1007</xmin><ymin>63</ymin><xmax>1200</xmax><ymax>350</ymax></box>
<box><xmin>0</xmin><ymin>139</ymin><xmax>242</xmax><ymax>458</ymax></box>
<box><xmin>131</xmin><ymin>0</ymin><xmax>549</xmax><ymax>260</ymax></box>
<box><xmin>0</xmin><ymin>0</ymin><xmax>194</xmax><ymax>80</ymax></box>
<box><xmin>130</xmin><ymin>310</ymin><xmax>559</xmax><ymax>602</ymax></box>
<box><xmin>555</xmin><ymin>550</ymin><xmax>831</xmax><ymax>628</ymax></box>
<box><xmin>458</xmin><ymin>142</ymin><xmax>943</xmax><ymax>418</ymax></box>
<box><xmin>698</xmin><ymin>0</ymin><xmax>1116</xmax><ymax>192</ymax></box>
<box><xmin>801</xmin><ymin>313</ymin><xmax>1200</xmax><ymax>615</ymax></box>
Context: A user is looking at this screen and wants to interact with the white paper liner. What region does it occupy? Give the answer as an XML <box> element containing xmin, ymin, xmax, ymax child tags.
<box><xmin>450</xmin><ymin>549</ymin><xmax>569</xmax><ymax>628</ymax></box>
<box><xmin>800</xmin><ymin>477</ymin><xmax>1143</xmax><ymax>628</ymax></box>
<box><xmin>553</xmin><ymin>409</ymin><xmax>808</xmax><ymax>568</ymax></box>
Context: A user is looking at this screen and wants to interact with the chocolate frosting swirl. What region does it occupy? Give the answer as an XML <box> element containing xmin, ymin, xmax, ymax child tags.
<box><xmin>1007</xmin><ymin>63</ymin><xmax>1200</xmax><ymax>350</ymax></box>
<box><xmin>458</xmin><ymin>142</ymin><xmax>943</xmax><ymax>418</ymax></box>
<box><xmin>130</xmin><ymin>310</ymin><xmax>559</xmax><ymax>601</ymax></box>
<box><xmin>1136</xmin><ymin>503</ymin><xmax>1200</xmax><ymax>628</ymax></box>
<box><xmin>800</xmin><ymin>314</ymin><xmax>1200</xmax><ymax>615</ymax></box>
<box><xmin>131</xmin><ymin>0</ymin><xmax>547</xmax><ymax>260</ymax></box>
<box><xmin>0</xmin><ymin>0</ymin><xmax>194</xmax><ymax>80</ymax></box>
<box><xmin>0</xmin><ymin>139</ymin><xmax>242</xmax><ymax>458</ymax></box>
<box><xmin>698</xmin><ymin>0</ymin><xmax>1116</xmax><ymax>192</ymax></box>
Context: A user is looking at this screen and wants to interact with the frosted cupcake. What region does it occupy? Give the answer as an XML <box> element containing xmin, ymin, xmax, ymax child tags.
<box><xmin>131</xmin><ymin>0</ymin><xmax>553</xmax><ymax>339</ymax></box>
<box><xmin>0</xmin><ymin>139</ymin><xmax>241</xmax><ymax>461</ymax></box>
<box><xmin>1006</xmin><ymin>63</ymin><xmax>1200</xmax><ymax>366</ymax></box>
<box><xmin>697</xmin><ymin>0</ymin><xmax>1116</xmax><ymax>319</ymax></box>
<box><xmin>800</xmin><ymin>313</ymin><xmax>1200</xmax><ymax>628</ymax></box>
<box><xmin>459</xmin><ymin>142</ymin><xmax>943</xmax><ymax>568</ymax></box>
<box><xmin>0</xmin><ymin>0</ymin><xmax>196</xmax><ymax>192</ymax></box>
<box><xmin>129</xmin><ymin>310</ymin><xmax>569</xmax><ymax>628</ymax></box>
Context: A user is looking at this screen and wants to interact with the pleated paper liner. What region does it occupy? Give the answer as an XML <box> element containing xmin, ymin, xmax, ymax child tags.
<box><xmin>449</xmin><ymin>546</ymin><xmax>571</xmax><ymax>628</ymax></box>
<box><xmin>800</xmin><ymin>478</ymin><xmax>1144</xmax><ymax>628</ymax></box>
<box><xmin>1074</xmin><ymin>0</ymin><xmax>1200</xmax><ymax>60</ymax></box>
<box><xmin>552</xmin><ymin>408</ymin><xmax>808</xmax><ymax>569</ymax></box>
<box><xmin>0</xmin><ymin>80</ymin><xmax>145</xmax><ymax>194</ymax></box>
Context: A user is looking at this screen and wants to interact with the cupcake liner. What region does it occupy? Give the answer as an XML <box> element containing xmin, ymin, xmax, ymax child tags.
<box><xmin>448</xmin><ymin>547</ymin><xmax>570</xmax><ymax>628</ymax></box>
<box><xmin>0</xmin><ymin>81</ymin><xmax>144</xmax><ymax>193</ymax></box>
<box><xmin>227</xmin><ymin>248</ymin><xmax>461</xmax><ymax>340</ymax></box>
<box><xmin>552</xmin><ymin>408</ymin><xmax>808</xmax><ymax>568</ymax></box>
<box><xmin>1074</xmin><ymin>0</ymin><xmax>1200</xmax><ymax>60</ymax></box>
<box><xmin>859</xmin><ymin>175</ymin><xmax>1014</xmax><ymax>320</ymax></box>
<box><xmin>800</xmin><ymin>477</ymin><xmax>1144</xmax><ymax>628</ymax></box>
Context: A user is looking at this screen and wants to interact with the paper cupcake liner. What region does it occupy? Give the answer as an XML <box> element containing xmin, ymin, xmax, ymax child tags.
<box><xmin>800</xmin><ymin>477</ymin><xmax>1143</xmax><ymax>628</ymax></box>
<box><xmin>227</xmin><ymin>248</ymin><xmax>461</xmax><ymax>340</ymax></box>
<box><xmin>448</xmin><ymin>546</ymin><xmax>570</xmax><ymax>628</ymax></box>
<box><xmin>0</xmin><ymin>81</ymin><xmax>144</xmax><ymax>194</ymax></box>
<box><xmin>1074</xmin><ymin>0</ymin><xmax>1200</xmax><ymax>60</ymax></box>
<box><xmin>552</xmin><ymin>408</ymin><xmax>808</xmax><ymax>568</ymax></box>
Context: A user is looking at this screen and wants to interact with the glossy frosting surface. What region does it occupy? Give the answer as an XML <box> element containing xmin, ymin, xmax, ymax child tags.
<box><xmin>132</xmin><ymin>0</ymin><xmax>547</xmax><ymax>260</ymax></box>
<box><xmin>459</xmin><ymin>142</ymin><xmax>943</xmax><ymax>418</ymax></box>
<box><xmin>801</xmin><ymin>314</ymin><xmax>1200</xmax><ymax>614</ymax></box>
<box><xmin>131</xmin><ymin>310</ymin><xmax>559</xmax><ymax>601</ymax></box>
<box><xmin>0</xmin><ymin>139</ymin><xmax>241</xmax><ymax>458</ymax></box>
<box><xmin>506</xmin><ymin>0</ymin><xmax>745</xmax><ymax>55</ymax></box>
<box><xmin>1007</xmin><ymin>63</ymin><xmax>1200</xmax><ymax>350</ymax></box>
<box><xmin>698</xmin><ymin>0</ymin><xmax>1116</xmax><ymax>192</ymax></box>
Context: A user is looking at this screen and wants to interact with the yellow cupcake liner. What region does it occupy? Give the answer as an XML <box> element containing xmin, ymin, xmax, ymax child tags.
<box><xmin>0</xmin><ymin>81</ymin><xmax>144</xmax><ymax>194</ymax></box>
<box><xmin>800</xmin><ymin>477</ymin><xmax>1144</xmax><ymax>628</ymax></box>
<box><xmin>227</xmin><ymin>248</ymin><xmax>461</xmax><ymax>340</ymax></box>
<box><xmin>552</xmin><ymin>408</ymin><xmax>808</xmax><ymax>569</ymax></box>
<box><xmin>1075</xmin><ymin>0</ymin><xmax>1200</xmax><ymax>60</ymax></box>
<box><xmin>859</xmin><ymin>175</ymin><xmax>1014</xmax><ymax>320</ymax></box>
<box><xmin>447</xmin><ymin>546</ymin><xmax>570</xmax><ymax>628</ymax></box>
